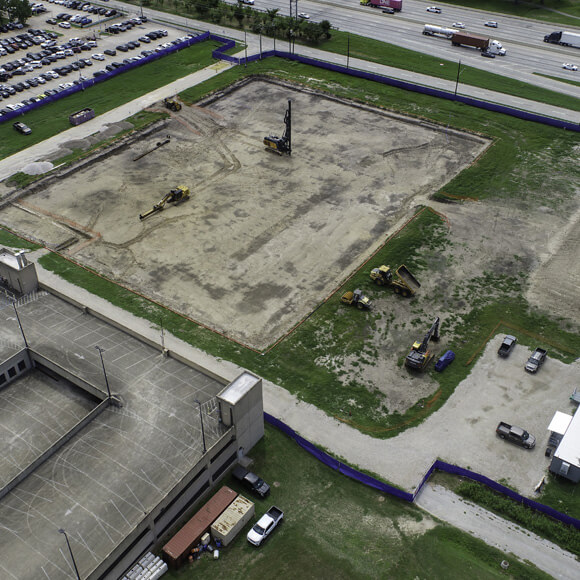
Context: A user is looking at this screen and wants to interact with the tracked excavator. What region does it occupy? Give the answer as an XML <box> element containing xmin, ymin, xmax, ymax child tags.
<box><xmin>139</xmin><ymin>186</ymin><xmax>190</xmax><ymax>220</ymax></box>
<box><xmin>405</xmin><ymin>317</ymin><xmax>440</xmax><ymax>371</ymax></box>
<box><xmin>264</xmin><ymin>100</ymin><xmax>291</xmax><ymax>156</ymax></box>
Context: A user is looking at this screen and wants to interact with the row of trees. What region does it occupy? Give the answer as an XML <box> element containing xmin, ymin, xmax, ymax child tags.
<box><xmin>141</xmin><ymin>0</ymin><xmax>333</xmax><ymax>44</ymax></box>
<box><xmin>0</xmin><ymin>0</ymin><xmax>32</xmax><ymax>24</ymax></box>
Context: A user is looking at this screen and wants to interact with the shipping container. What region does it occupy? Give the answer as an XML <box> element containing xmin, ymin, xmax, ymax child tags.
<box><xmin>211</xmin><ymin>495</ymin><xmax>255</xmax><ymax>547</ymax></box>
<box><xmin>162</xmin><ymin>486</ymin><xmax>238</xmax><ymax>568</ymax></box>
<box><xmin>69</xmin><ymin>107</ymin><xmax>95</xmax><ymax>126</ymax></box>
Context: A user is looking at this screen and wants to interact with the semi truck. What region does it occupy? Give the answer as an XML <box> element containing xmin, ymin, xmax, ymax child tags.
<box><xmin>451</xmin><ymin>32</ymin><xmax>506</xmax><ymax>55</ymax></box>
<box><xmin>360</xmin><ymin>0</ymin><xmax>402</xmax><ymax>12</ymax></box>
<box><xmin>543</xmin><ymin>30</ymin><xmax>580</xmax><ymax>48</ymax></box>
<box><xmin>423</xmin><ymin>24</ymin><xmax>459</xmax><ymax>39</ymax></box>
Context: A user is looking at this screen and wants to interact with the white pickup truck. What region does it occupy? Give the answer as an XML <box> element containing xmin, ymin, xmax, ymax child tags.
<box><xmin>247</xmin><ymin>506</ymin><xmax>283</xmax><ymax>546</ymax></box>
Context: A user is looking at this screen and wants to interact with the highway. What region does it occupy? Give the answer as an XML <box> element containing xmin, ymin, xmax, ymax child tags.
<box><xmin>235</xmin><ymin>0</ymin><xmax>580</xmax><ymax>98</ymax></box>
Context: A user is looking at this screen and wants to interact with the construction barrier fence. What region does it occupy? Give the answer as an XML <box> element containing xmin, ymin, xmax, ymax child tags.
<box><xmin>264</xmin><ymin>413</ymin><xmax>580</xmax><ymax>531</ymax></box>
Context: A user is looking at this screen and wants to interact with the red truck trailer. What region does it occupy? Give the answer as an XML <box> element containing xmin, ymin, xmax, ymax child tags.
<box><xmin>360</xmin><ymin>0</ymin><xmax>403</xmax><ymax>12</ymax></box>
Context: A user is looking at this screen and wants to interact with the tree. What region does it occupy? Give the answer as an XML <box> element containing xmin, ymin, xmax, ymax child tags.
<box><xmin>319</xmin><ymin>19</ymin><xmax>332</xmax><ymax>40</ymax></box>
<box><xmin>6</xmin><ymin>0</ymin><xmax>32</xmax><ymax>24</ymax></box>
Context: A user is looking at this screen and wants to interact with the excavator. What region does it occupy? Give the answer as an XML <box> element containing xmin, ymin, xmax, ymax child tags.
<box><xmin>370</xmin><ymin>264</ymin><xmax>420</xmax><ymax>297</ymax></box>
<box><xmin>341</xmin><ymin>289</ymin><xmax>372</xmax><ymax>310</ymax></box>
<box><xmin>163</xmin><ymin>97</ymin><xmax>182</xmax><ymax>112</ymax></box>
<box><xmin>264</xmin><ymin>100</ymin><xmax>291</xmax><ymax>156</ymax></box>
<box><xmin>405</xmin><ymin>317</ymin><xmax>440</xmax><ymax>371</ymax></box>
<box><xmin>139</xmin><ymin>186</ymin><xmax>190</xmax><ymax>220</ymax></box>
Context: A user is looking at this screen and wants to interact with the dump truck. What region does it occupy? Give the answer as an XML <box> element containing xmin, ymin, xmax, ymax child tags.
<box><xmin>360</xmin><ymin>0</ymin><xmax>402</xmax><ymax>11</ymax></box>
<box><xmin>423</xmin><ymin>24</ymin><xmax>459</xmax><ymax>39</ymax></box>
<box><xmin>496</xmin><ymin>422</ymin><xmax>536</xmax><ymax>449</ymax></box>
<box><xmin>139</xmin><ymin>186</ymin><xmax>189</xmax><ymax>220</ymax></box>
<box><xmin>370</xmin><ymin>264</ymin><xmax>420</xmax><ymax>297</ymax></box>
<box><xmin>525</xmin><ymin>348</ymin><xmax>547</xmax><ymax>374</ymax></box>
<box><xmin>451</xmin><ymin>32</ymin><xmax>506</xmax><ymax>55</ymax></box>
<box><xmin>341</xmin><ymin>289</ymin><xmax>372</xmax><ymax>310</ymax></box>
<box><xmin>543</xmin><ymin>30</ymin><xmax>580</xmax><ymax>48</ymax></box>
<box><xmin>247</xmin><ymin>506</ymin><xmax>284</xmax><ymax>546</ymax></box>
<box><xmin>405</xmin><ymin>317</ymin><xmax>440</xmax><ymax>371</ymax></box>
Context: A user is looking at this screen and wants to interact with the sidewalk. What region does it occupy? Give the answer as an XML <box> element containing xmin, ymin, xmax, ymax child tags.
<box><xmin>1</xmin><ymin>23</ymin><xmax>578</xmax><ymax>181</ymax></box>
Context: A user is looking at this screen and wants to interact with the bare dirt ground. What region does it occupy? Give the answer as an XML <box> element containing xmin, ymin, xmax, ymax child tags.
<box><xmin>0</xmin><ymin>80</ymin><xmax>489</xmax><ymax>350</ymax></box>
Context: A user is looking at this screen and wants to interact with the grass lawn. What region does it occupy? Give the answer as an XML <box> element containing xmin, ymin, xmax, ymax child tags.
<box><xmin>0</xmin><ymin>41</ymin><xmax>223</xmax><ymax>160</ymax></box>
<box><xmin>161</xmin><ymin>424</ymin><xmax>551</xmax><ymax>579</ymax></box>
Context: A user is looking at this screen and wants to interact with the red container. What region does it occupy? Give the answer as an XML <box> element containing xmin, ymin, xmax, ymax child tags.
<box><xmin>162</xmin><ymin>486</ymin><xmax>238</xmax><ymax>568</ymax></box>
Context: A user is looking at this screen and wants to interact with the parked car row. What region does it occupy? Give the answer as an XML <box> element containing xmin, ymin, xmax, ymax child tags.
<box><xmin>0</xmin><ymin>29</ymin><xmax>58</xmax><ymax>57</ymax></box>
<box><xmin>0</xmin><ymin>22</ymin><xmax>25</xmax><ymax>34</ymax></box>
<box><xmin>105</xmin><ymin>16</ymin><xmax>148</xmax><ymax>35</ymax></box>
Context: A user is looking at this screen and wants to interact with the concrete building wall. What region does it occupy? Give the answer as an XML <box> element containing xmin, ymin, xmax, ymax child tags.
<box><xmin>0</xmin><ymin>250</ymin><xmax>38</xmax><ymax>295</ymax></box>
<box><xmin>218</xmin><ymin>372</ymin><xmax>264</xmax><ymax>455</ymax></box>
<box><xmin>0</xmin><ymin>349</ymin><xmax>32</xmax><ymax>390</ymax></box>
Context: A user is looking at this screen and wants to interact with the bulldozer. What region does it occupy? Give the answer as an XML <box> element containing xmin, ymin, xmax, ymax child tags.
<box><xmin>163</xmin><ymin>97</ymin><xmax>182</xmax><ymax>112</ymax></box>
<box><xmin>370</xmin><ymin>264</ymin><xmax>420</xmax><ymax>297</ymax></box>
<box><xmin>405</xmin><ymin>317</ymin><xmax>440</xmax><ymax>371</ymax></box>
<box><xmin>139</xmin><ymin>186</ymin><xmax>190</xmax><ymax>220</ymax></box>
<box><xmin>264</xmin><ymin>99</ymin><xmax>291</xmax><ymax>156</ymax></box>
<box><xmin>341</xmin><ymin>289</ymin><xmax>372</xmax><ymax>310</ymax></box>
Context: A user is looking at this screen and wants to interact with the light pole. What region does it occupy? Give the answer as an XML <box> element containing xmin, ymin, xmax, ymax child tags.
<box><xmin>244</xmin><ymin>29</ymin><xmax>247</xmax><ymax>68</ymax></box>
<box><xmin>194</xmin><ymin>399</ymin><xmax>207</xmax><ymax>454</ymax></box>
<box><xmin>454</xmin><ymin>59</ymin><xmax>462</xmax><ymax>97</ymax></box>
<box><xmin>94</xmin><ymin>346</ymin><xmax>111</xmax><ymax>400</ymax></box>
<box><xmin>12</xmin><ymin>303</ymin><xmax>29</xmax><ymax>348</ymax></box>
<box><xmin>347</xmin><ymin>33</ymin><xmax>350</xmax><ymax>69</ymax></box>
<box><xmin>58</xmin><ymin>529</ymin><xmax>81</xmax><ymax>580</ymax></box>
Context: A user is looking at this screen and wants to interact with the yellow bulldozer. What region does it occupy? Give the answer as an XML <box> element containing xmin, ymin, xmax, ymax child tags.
<box><xmin>139</xmin><ymin>186</ymin><xmax>190</xmax><ymax>220</ymax></box>
<box><xmin>370</xmin><ymin>264</ymin><xmax>420</xmax><ymax>297</ymax></box>
<box><xmin>163</xmin><ymin>97</ymin><xmax>182</xmax><ymax>112</ymax></box>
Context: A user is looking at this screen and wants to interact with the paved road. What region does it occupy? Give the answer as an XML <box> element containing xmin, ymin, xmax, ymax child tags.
<box><xmin>416</xmin><ymin>484</ymin><xmax>579</xmax><ymax>580</ymax></box>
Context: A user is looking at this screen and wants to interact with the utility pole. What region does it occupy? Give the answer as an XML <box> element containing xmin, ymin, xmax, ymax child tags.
<box><xmin>59</xmin><ymin>529</ymin><xmax>81</xmax><ymax>580</ymax></box>
<box><xmin>454</xmin><ymin>59</ymin><xmax>461</xmax><ymax>96</ymax></box>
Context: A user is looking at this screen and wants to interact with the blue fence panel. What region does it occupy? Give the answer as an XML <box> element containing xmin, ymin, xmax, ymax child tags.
<box><xmin>432</xmin><ymin>460</ymin><xmax>580</xmax><ymax>530</ymax></box>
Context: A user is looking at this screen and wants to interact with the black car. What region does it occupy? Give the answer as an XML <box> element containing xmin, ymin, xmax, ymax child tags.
<box><xmin>116</xmin><ymin>44</ymin><xmax>128</xmax><ymax>52</ymax></box>
<box><xmin>104</xmin><ymin>48</ymin><xmax>116</xmax><ymax>56</ymax></box>
<box><xmin>481</xmin><ymin>50</ymin><xmax>496</xmax><ymax>58</ymax></box>
<box><xmin>232</xmin><ymin>465</ymin><xmax>271</xmax><ymax>498</ymax></box>
<box><xmin>13</xmin><ymin>121</ymin><xmax>32</xmax><ymax>135</ymax></box>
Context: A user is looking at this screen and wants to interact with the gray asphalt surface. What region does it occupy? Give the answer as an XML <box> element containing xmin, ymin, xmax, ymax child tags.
<box><xmin>417</xmin><ymin>484</ymin><xmax>579</xmax><ymax>579</ymax></box>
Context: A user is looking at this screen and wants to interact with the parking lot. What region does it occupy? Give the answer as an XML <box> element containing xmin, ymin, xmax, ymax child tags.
<box><xmin>0</xmin><ymin>2</ymin><xmax>193</xmax><ymax>117</ymax></box>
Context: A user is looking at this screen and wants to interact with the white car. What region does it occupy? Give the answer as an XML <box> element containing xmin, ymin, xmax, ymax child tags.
<box><xmin>58</xmin><ymin>21</ymin><xmax>71</xmax><ymax>28</ymax></box>
<box><xmin>426</xmin><ymin>6</ymin><xmax>442</xmax><ymax>13</ymax></box>
<box><xmin>92</xmin><ymin>53</ymin><xmax>105</xmax><ymax>61</ymax></box>
<box><xmin>484</xmin><ymin>21</ymin><xmax>498</xmax><ymax>28</ymax></box>
<box><xmin>452</xmin><ymin>22</ymin><xmax>466</xmax><ymax>29</ymax></box>
<box><xmin>298</xmin><ymin>12</ymin><xmax>310</xmax><ymax>19</ymax></box>
<box><xmin>562</xmin><ymin>63</ymin><xmax>578</xmax><ymax>71</ymax></box>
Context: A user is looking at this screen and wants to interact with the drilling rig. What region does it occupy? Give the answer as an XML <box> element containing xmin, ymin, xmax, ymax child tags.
<box><xmin>264</xmin><ymin>100</ymin><xmax>291</xmax><ymax>156</ymax></box>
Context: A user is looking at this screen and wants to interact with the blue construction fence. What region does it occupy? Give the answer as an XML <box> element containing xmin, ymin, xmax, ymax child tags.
<box><xmin>211</xmin><ymin>38</ymin><xmax>579</xmax><ymax>133</ymax></box>
<box><xmin>264</xmin><ymin>412</ymin><xmax>580</xmax><ymax>531</ymax></box>
<box><xmin>5</xmin><ymin>32</ymin><xmax>578</xmax><ymax>133</ymax></box>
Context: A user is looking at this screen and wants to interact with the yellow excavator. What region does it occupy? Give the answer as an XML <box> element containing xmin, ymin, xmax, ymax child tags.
<box><xmin>264</xmin><ymin>100</ymin><xmax>291</xmax><ymax>156</ymax></box>
<box><xmin>370</xmin><ymin>264</ymin><xmax>420</xmax><ymax>297</ymax></box>
<box><xmin>405</xmin><ymin>317</ymin><xmax>440</xmax><ymax>371</ymax></box>
<box><xmin>139</xmin><ymin>186</ymin><xmax>190</xmax><ymax>220</ymax></box>
<box><xmin>163</xmin><ymin>97</ymin><xmax>182</xmax><ymax>112</ymax></box>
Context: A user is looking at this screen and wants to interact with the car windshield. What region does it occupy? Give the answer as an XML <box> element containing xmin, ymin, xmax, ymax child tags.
<box><xmin>523</xmin><ymin>431</ymin><xmax>530</xmax><ymax>440</ymax></box>
<box><xmin>253</xmin><ymin>524</ymin><xmax>265</xmax><ymax>534</ymax></box>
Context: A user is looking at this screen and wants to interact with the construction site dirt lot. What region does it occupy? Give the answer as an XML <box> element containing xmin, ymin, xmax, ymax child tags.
<box><xmin>0</xmin><ymin>80</ymin><xmax>490</xmax><ymax>350</ymax></box>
